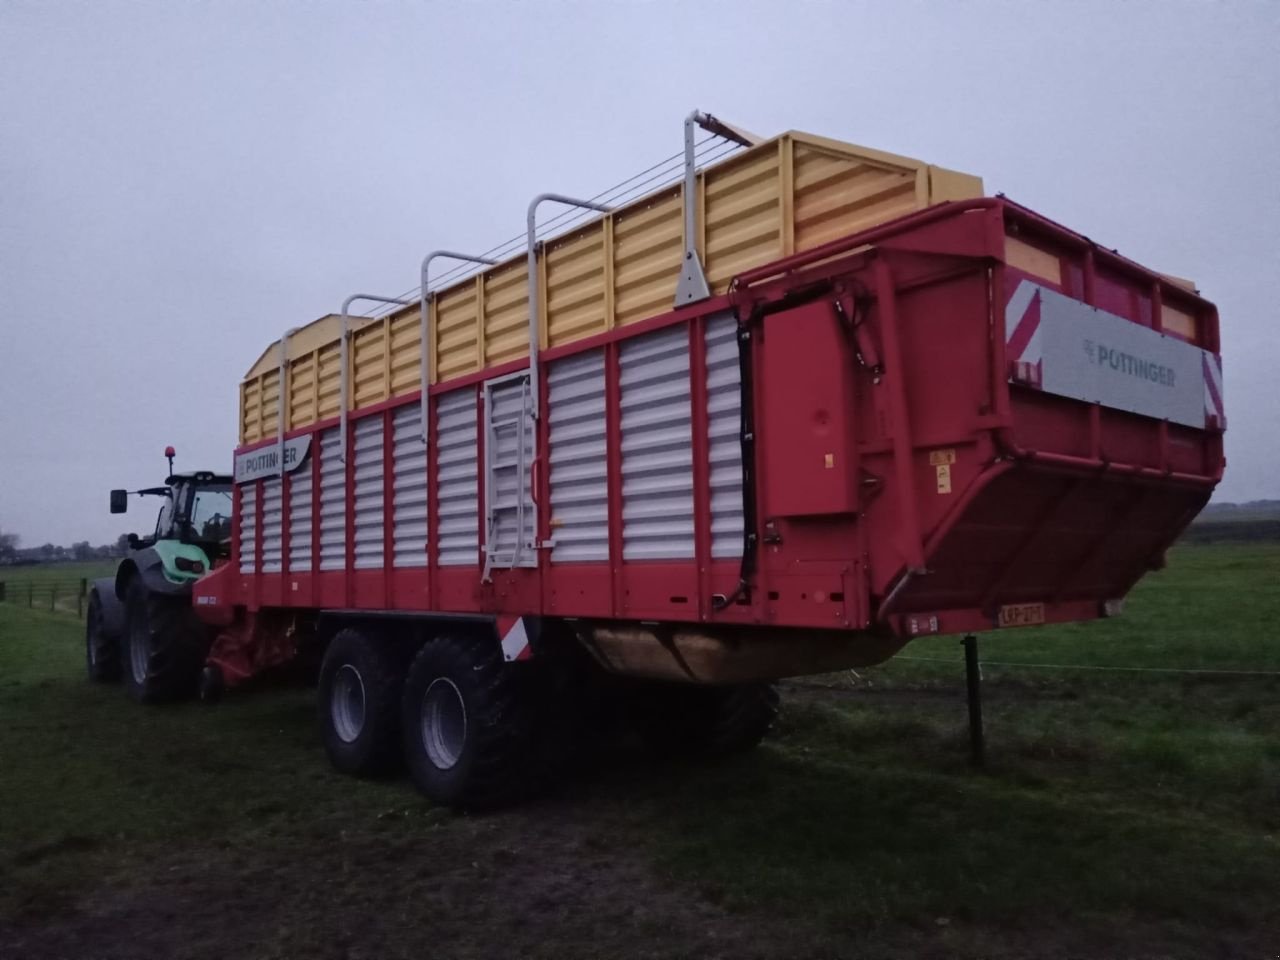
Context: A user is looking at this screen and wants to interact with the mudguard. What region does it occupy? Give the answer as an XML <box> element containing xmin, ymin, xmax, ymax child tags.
<box><xmin>90</xmin><ymin>577</ymin><xmax>127</xmax><ymax>640</ymax></box>
<box><xmin>114</xmin><ymin>544</ymin><xmax>205</xmax><ymax>601</ymax></box>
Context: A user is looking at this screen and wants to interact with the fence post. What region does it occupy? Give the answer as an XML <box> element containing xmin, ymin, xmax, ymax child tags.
<box><xmin>78</xmin><ymin>578</ymin><xmax>87</xmax><ymax>618</ymax></box>
<box><xmin>28</xmin><ymin>582</ymin><xmax>33</xmax><ymax>607</ymax></box>
<box><xmin>0</xmin><ymin>580</ymin><xmax>5</xmax><ymax>602</ymax></box>
<box><xmin>50</xmin><ymin>584</ymin><xmax>57</xmax><ymax>612</ymax></box>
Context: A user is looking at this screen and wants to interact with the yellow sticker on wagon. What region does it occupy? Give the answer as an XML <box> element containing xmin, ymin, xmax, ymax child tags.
<box><xmin>998</xmin><ymin>602</ymin><xmax>1045</xmax><ymax>627</ymax></box>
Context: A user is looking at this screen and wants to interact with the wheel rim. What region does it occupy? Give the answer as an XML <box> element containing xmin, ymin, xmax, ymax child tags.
<box><xmin>421</xmin><ymin>677</ymin><xmax>467</xmax><ymax>771</ymax></box>
<box><xmin>330</xmin><ymin>665</ymin><xmax>367</xmax><ymax>743</ymax></box>
<box><xmin>128</xmin><ymin>615</ymin><xmax>149</xmax><ymax>684</ymax></box>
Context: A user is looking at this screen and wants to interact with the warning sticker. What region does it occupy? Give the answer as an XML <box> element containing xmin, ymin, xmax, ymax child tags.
<box><xmin>936</xmin><ymin>464</ymin><xmax>952</xmax><ymax>495</ymax></box>
<box><xmin>929</xmin><ymin>448</ymin><xmax>956</xmax><ymax>466</ymax></box>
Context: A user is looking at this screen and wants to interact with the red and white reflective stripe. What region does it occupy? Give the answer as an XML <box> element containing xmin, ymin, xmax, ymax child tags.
<box><xmin>498</xmin><ymin>616</ymin><xmax>532</xmax><ymax>662</ymax></box>
<box><xmin>1202</xmin><ymin>353</ymin><xmax>1225</xmax><ymax>429</ymax></box>
<box><xmin>1005</xmin><ymin>280</ymin><xmax>1044</xmax><ymax>387</ymax></box>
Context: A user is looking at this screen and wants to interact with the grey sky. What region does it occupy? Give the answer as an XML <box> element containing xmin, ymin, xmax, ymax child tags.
<box><xmin>2</xmin><ymin>0</ymin><xmax>1277</xmax><ymax>546</ymax></box>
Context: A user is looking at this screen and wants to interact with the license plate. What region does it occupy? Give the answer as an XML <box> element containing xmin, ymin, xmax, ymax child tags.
<box><xmin>998</xmin><ymin>602</ymin><xmax>1046</xmax><ymax>628</ymax></box>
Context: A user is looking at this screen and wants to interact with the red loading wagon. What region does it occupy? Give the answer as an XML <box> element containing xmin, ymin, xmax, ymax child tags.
<box><xmin>190</xmin><ymin>131</ymin><xmax>1224</xmax><ymax>808</ymax></box>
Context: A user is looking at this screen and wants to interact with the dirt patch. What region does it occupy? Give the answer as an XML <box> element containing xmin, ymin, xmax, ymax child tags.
<box><xmin>0</xmin><ymin>797</ymin><xmax>827</xmax><ymax>960</ymax></box>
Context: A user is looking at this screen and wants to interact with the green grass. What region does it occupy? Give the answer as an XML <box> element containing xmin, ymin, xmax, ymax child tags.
<box><xmin>1</xmin><ymin>543</ymin><xmax>1278</xmax><ymax>957</ymax></box>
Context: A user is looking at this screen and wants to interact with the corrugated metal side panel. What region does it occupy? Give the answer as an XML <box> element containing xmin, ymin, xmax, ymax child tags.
<box><xmin>619</xmin><ymin>325</ymin><xmax>694</xmax><ymax>559</ymax></box>
<box><xmin>318</xmin><ymin>427</ymin><xmax>345</xmax><ymax>571</ymax></box>
<box><xmin>704</xmin><ymin>313</ymin><xmax>744</xmax><ymax>558</ymax></box>
<box><xmin>613</xmin><ymin>185</ymin><xmax>683</xmax><ymax>327</ymax></box>
<box><xmin>703</xmin><ymin>147</ymin><xmax>783</xmax><ymax>292</ymax></box>
<box><xmin>435</xmin><ymin>282</ymin><xmax>479</xmax><ymax>382</ymax></box>
<box><xmin>288</xmin><ymin>461</ymin><xmax>313</xmax><ymax>572</ymax></box>
<box><xmin>792</xmin><ymin>139</ymin><xmax>920</xmax><ymax>252</ymax></box>
<box><xmin>548</xmin><ymin>350</ymin><xmax>609</xmax><ymax>562</ymax></box>
<box><xmin>436</xmin><ymin>389</ymin><xmax>479</xmax><ymax>566</ymax></box>
<box><xmin>261</xmin><ymin>478</ymin><xmax>283</xmax><ymax>573</ymax></box>
<box><xmin>485</xmin><ymin>376</ymin><xmax>536</xmax><ymax>566</ymax></box>
<box><xmin>546</xmin><ymin>224</ymin><xmax>607</xmax><ymax>347</ymax></box>
<box><xmin>352</xmin><ymin>318</ymin><xmax>388</xmax><ymax>409</ymax></box>
<box><xmin>388</xmin><ymin>310</ymin><xmax>422</xmax><ymax>397</ymax></box>
<box><xmin>239</xmin><ymin>483</ymin><xmax>257</xmax><ymax>574</ymax></box>
<box><xmin>316</xmin><ymin>342</ymin><xmax>342</xmax><ymax>420</ymax></box>
<box><xmin>483</xmin><ymin>260</ymin><xmax>530</xmax><ymax>367</ymax></box>
<box><xmin>392</xmin><ymin>405</ymin><xmax>428</xmax><ymax>567</ymax></box>
<box><xmin>352</xmin><ymin>416</ymin><xmax>384</xmax><ymax>569</ymax></box>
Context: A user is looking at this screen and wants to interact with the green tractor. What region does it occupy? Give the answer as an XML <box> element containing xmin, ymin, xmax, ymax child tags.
<box><xmin>85</xmin><ymin>446</ymin><xmax>233</xmax><ymax>703</ymax></box>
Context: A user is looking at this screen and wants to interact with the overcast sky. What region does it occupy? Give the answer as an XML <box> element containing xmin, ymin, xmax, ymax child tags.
<box><xmin>1</xmin><ymin>0</ymin><xmax>1277</xmax><ymax>546</ymax></box>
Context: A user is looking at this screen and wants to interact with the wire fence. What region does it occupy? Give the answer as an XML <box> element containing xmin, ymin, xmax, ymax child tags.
<box><xmin>0</xmin><ymin>578</ymin><xmax>90</xmax><ymax>619</ymax></box>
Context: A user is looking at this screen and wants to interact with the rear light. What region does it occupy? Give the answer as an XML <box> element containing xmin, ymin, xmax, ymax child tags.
<box><xmin>175</xmin><ymin>557</ymin><xmax>205</xmax><ymax>574</ymax></box>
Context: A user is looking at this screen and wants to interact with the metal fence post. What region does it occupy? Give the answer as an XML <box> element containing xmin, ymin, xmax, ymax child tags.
<box><xmin>78</xmin><ymin>578</ymin><xmax>86</xmax><ymax>618</ymax></box>
<box><xmin>0</xmin><ymin>580</ymin><xmax>6</xmax><ymax>603</ymax></box>
<box><xmin>28</xmin><ymin>582</ymin><xmax>33</xmax><ymax>607</ymax></box>
<box><xmin>50</xmin><ymin>584</ymin><xmax>57</xmax><ymax>612</ymax></box>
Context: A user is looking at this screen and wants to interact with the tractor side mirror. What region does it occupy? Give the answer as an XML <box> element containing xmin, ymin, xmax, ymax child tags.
<box><xmin>110</xmin><ymin>489</ymin><xmax>128</xmax><ymax>514</ymax></box>
<box><xmin>127</xmin><ymin>533</ymin><xmax>140</xmax><ymax>550</ymax></box>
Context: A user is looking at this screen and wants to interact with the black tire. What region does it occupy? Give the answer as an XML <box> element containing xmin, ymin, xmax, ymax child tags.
<box><xmin>121</xmin><ymin>578</ymin><xmax>209</xmax><ymax>704</ymax></box>
<box><xmin>317</xmin><ymin>628</ymin><xmax>403</xmax><ymax>777</ymax></box>
<box><xmin>84</xmin><ymin>590</ymin><xmax>120</xmax><ymax>683</ymax></box>
<box><xmin>401</xmin><ymin>635</ymin><xmax>534</xmax><ymax>810</ymax></box>
<box><xmin>634</xmin><ymin>681</ymin><xmax>780</xmax><ymax>758</ymax></box>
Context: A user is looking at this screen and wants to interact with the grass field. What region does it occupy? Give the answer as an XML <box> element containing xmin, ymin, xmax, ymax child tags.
<box><xmin>1</xmin><ymin>544</ymin><xmax>1277</xmax><ymax>958</ymax></box>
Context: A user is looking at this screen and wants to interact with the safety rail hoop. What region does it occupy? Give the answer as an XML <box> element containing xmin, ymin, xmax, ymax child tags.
<box><xmin>419</xmin><ymin>252</ymin><xmax>499</xmax><ymax>448</ymax></box>
<box><xmin>676</xmin><ymin>110</ymin><xmax>759</xmax><ymax>305</ymax></box>
<box><xmin>338</xmin><ymin>293</ymin><xmax>413</xmax><ymax>462</ymax></box>
<box><xmin>524</xmin><ymin>194</ymin><xmax>613</xmax><ymax>422</ymax></box>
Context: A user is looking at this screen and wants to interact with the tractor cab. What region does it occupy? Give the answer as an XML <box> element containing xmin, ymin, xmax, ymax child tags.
<box><xmin>109</xmin><ymin>448</ymin><xmax>233</xmax><ymax>560</ymax></box>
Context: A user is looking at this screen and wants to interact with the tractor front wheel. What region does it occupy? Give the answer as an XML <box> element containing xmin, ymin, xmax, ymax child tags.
<box><xmin>84</xmin><ymin>589</ymin><xmax>120</xmax><ymax>683</ymax></box>
<box><xmin>121</xmin><ymin>578</ymin><xmax>208</xmax><ymax>703</ymax></box>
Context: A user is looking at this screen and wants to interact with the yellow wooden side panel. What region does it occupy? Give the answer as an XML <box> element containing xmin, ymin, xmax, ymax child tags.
<box><xmin>703</xmin><ymin>146</ymin><xmax>783</xmax><ymax>291</ymax></box>
<box><xmin>613</xmin><ymin>185</ymin><xmax>683</xmax><ymax>327</ymax></box>
<box><xmin>1005</xmin><ymin>236</ymin><xmax>1063</xmax><ymax>285</ymax></box>
<box><xmin>238</xmin><ymin>131</ymin><xmax>988</xmax><ymax>442</ymax></box>
<box><xmin>389</xmin><ymin>309</ymin><xmax>423</xmax><ymax>396</ymax></box>
<box><xmin>1162</xmin><ymin>304</ymin><xmax>1198</xmax><ymax>341</ymax></box>
<box><xmin>351</xmin><ymin>319</ymin><xmax>388</xmax><ymax>408</ymax></box>
<box><xmin>288</xmin><ymin>350</ymin><xmax>318</xmax><ymax>429</ymax></box>
<box><xmin>258</xmin><ymin>369</ymin><xmax>280</xmax><ymax>440</ymax></box>
<box><xmin>483</xmin><ymin>259</ymin><xmax>529</xmax><ymax>365</ymax></box>
<box><xmin>792</xmin><ymin>141</ymin><xmax>921</xmax><ymax>253</ymax></box>
<box><xmin>435</xmin><ymin>282</ymin><xmax>480</xmax><ymax>381</ymax></box>
<box><xmin>241</xmin><ymin>378</ymin><xmax>261</xmax><ymax>444</ymax></box>
<box><xmin>317</xmin><ymin>341</ymin><xmax>342</xmax><ymax>420</ymax></box>
<box><xmin>928</xmin><ymin>165</ymin><xmax>984</xmax><ymax>203</ymax></box>
<box><xmin>545</xmin><ymin>223</ymin><xmax>608</xmax><ymax>347</ymax></box>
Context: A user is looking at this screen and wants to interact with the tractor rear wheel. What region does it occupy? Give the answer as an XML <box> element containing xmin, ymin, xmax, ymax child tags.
<box><xmin>84</xmin><ymin>589</ymin><xmax>120</xmax><ymax>683</ymax></box>
<box><xmin>121</xmin><ymin>578</ymin><xmax>208</xmax><ymax>703</ymax></box>
<box><xmin>317</xmin><ymin>628</ymin><xmax>403</xmax><ymax>777</ymax></box>
<box><xmin>634</xmin><ymin>681</ymin><xmax>780</xmax><ymax>758</ymax></box>
<box><xmin>401</xmin><ymin>635</ymin><xmax>534</xmax><ymax>810</ymax></box>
